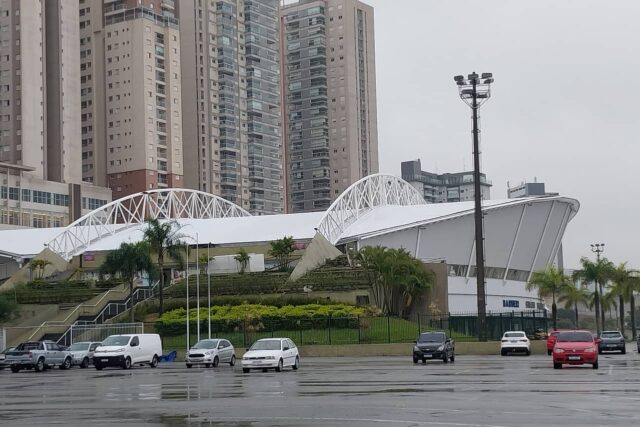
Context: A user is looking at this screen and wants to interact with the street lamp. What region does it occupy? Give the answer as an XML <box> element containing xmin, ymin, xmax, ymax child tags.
<box><xmin>591</xmin><ymin>243</ymin><xmax>605</xmax><ymax>335</ymax></box>
<box><xmin>454</xmin><ymin>72</ymin><xmax>494</xmax><ymax>341</ymax></box>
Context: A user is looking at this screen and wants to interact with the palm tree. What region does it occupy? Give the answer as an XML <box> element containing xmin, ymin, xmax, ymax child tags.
<box><xmin>527</xmin><ymin>266</ymin><xmax>570</xmax><ymax>330</ymax></box>
<box><xmin>558</xmin><ymin>281</ymin><xmax>589</xmax><ymax>328</ymax></box>
<box><xmin>600</xmin><ymin>290</ymin><xmax>618</xmax><ymax>329</ymax></box>
<box><xmin>143</xmin><ymin>219</ymin><xmax>185</xmax><ymax>315</ymax></box>
<box><xmin>573</xmin><ymin>257</ymin><xmax>614</xmax><ymax>336</ymax></box>
<box><xmin>100</xmin><ymin>242</ymin><xmax>154</xmax><ymax>322</ymax></box>
<box><xmin>234</xmin><ymin>248</ymin><xmax>250</xmax><ymax>274</ymax></box>
<box><xmin>353</xmin><ymin>246</ymin><xmax>433</xmax><ymax>316</ymax></box>
<box><xmin>609</xmin><ymin>262</ymin><xmax>634</xmax><ymax>337</ymax></box>
<box><xmin>269</xmin><ymin>236</ymin><xmax>295</xmax><ymax>271</ymax></box>
<box><xmin>629</xmin><ymin>274</ymin><xmax>640</xmax><ymax>341</ymax></box>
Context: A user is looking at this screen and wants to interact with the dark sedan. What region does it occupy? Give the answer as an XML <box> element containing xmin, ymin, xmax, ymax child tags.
<box><xmin>599</xmin><ymin>331</ymin><xmax>625</xmax><ymax>354</ymax></box>
<box><xmin>413</xmin><ymin>331</ymin><xmax>455</xmax><ymax>363</ymax></box>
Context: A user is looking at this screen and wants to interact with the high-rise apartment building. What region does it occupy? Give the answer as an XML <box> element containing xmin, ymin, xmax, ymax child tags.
<box><xmin>507</xmin><ymin>180</ymin><xmax>558</xmax><ymax>199</ymax></box>
<box><xmin>280</xmin><ymin>0</ymin><xmax>378</xmax><ymax>213</ymax></box>
<box><xmin>0</xmin><ymin>1</ymin><xmax>111</xmax><ymax>228</ymax></box>
<box><xmin>81</xmin><ymin>1</ymin><xmax>184</xmax><ymax>198</ymax></box>
<box><xmin>0</xmin><ymin>0</ymin><xmax>81</xmax><ymax>183</ymax></box>
<box><xmin>178</xmin><ymin>0</ymin><xmax>284</xmax><ymax>215</ymax></box>
<box><xmin>401</xmin><ymin>160</ymin><xmax>492</xmax><ymax>203</ymax></box>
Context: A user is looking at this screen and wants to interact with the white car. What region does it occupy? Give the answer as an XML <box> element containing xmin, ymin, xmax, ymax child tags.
<box><xmin>500</xmin><ymin>331</ymin><xmax>531</xmax><ymax>356</ymax></box>
<box><xmin>94</xmin><ymin>334</ymin><xmax>162</xmax><ymax>370</ymax></box>
<box><xmin>185</xmin><ymin>339</ymin><xmax>235</xmax><ymax>368</ymax></box>
<box><xmin>242</xmin><ymin>338</ymin><xmax>299</xmax><ymax>373</ymax></box>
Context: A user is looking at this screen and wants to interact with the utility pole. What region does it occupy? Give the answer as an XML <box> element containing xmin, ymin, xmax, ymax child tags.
<box><xmin>591</xmin><ymin>243</ymin><xmax>605</xmax><ymax>336</ymax></box>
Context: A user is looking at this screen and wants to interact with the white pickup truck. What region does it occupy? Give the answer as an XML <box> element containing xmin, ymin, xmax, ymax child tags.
<box><xmin>6</xmin><ymin>341</ymin><xmax>73</xmax><ymax>373</ymax></box>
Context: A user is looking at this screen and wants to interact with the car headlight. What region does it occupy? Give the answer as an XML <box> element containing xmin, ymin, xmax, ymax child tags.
<box><xmin>584</xmin><ymin>347</ymin><xmax>596</xmax><ymax>353</ymax></box>
<box><xmin>437</xmin><ymin>345</ymin><xmax>444</xmax><ymax>351</ymax></box>
<box><xmin>554</xmin><ymin>348</ymin><xmax>565</xmax><ymax>353</ymax></box>
<box><xmin>266</xmin><ymin>356</ymin><xmax>276</xmax><ymax>360</ymax></box>
<box><xmin>413</xmin><ymin>346</ymin><xmax>419</xmax><ymax>351</ymax></box>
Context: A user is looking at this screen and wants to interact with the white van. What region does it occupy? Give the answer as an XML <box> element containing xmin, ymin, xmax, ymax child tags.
<box><xmin>93</xmin><ymin>334</ymin><xmax>162</xmax><ymax>370</ymax></box>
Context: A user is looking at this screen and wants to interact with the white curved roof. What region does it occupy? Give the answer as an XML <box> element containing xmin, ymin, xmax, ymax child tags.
<box><xmin>0</xmin><ymin>196</ymin><xmax>578</xmax><ymax>259</ymax></box>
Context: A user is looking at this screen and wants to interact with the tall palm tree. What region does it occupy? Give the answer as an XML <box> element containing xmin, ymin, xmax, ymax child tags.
<box><xmin>600</xmin><ymin>290</ymin><xmax>618</xmax><ymax>329</ymax></box>
<box><xmin>527</xmin><ymin>266</ymin><xmax>570</xmax><ymax>330</ymax></box>
<box><xmin>143</xmin><ymin>219</ymin><xmax>185</xmax><ymax>315</ymax></box>
<box><xmin>573</xmin><ymin>257</ymin><xmax>614</xmax><ymax>336</ymax></box>
<box><xmin>558</xmin><ymin>281</ymin><xmax>589</xmax><ymax>328</ymax></box>
<box><xmin>609</xmin><ymin>262</ymin><xmax>633</xmax><ymax>337</ymax></box>
<box><xmin>100</xmin><ymin>242</ymin><xmax>154</xmax><ymax>322</ymax></box>
<box><xmin>629</xmin><ymin>274</ymin><xmax>640</xmax><ymax>341</ymax></box>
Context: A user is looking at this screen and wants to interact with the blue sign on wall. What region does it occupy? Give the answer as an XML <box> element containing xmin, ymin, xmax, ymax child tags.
<box><xmin>502</xmin><ymin>299</ymin><xmax>520</xmax><ymax>308</ymax></box>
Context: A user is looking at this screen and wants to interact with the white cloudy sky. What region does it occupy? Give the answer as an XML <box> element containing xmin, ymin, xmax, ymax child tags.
<box><xmin>365</xmin><ymin>0</ymin><xmax>639</xmax><ymax>269</ymax></box>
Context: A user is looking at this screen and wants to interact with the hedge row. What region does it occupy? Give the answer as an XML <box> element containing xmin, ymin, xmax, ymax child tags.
<box><xmin>155</xmin><ymin>303</ymin><xmax>367</xmax><ymax>336</ymax></box>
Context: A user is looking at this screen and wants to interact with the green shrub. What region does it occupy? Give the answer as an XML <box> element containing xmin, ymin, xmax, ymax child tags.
<box><xmin>0</xmin><ymin>293</ymin><xmax>20</xmax><ymax>323</ymax></box>
<box><xmin>155</xmin><ymin>303</ymin><xmax>367</xmax><ymax>336</ymax></box>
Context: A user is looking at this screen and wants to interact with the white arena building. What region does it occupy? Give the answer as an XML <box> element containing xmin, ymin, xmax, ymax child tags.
<box><xmin>0</xmin><ymin>174</ymin><xmax>579</xmax><ymax>313</ymax></box>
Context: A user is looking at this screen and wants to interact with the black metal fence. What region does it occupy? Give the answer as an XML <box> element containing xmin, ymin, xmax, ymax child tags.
<box><xmin>154</xmin><ymin>310</ymin><xmax>548</xmax><ymax>350</ymax></box>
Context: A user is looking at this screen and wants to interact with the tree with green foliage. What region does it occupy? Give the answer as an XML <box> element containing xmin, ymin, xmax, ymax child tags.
<box><xmin>572</xmin><ymin>257</ymin><xmax>614</xmax><ymax>336</ymax></box>
<box><xmin>100</xmin><ymin>242</ymin><xmax>155</xmax><ymax>322</ymax></box>
<box><xmin>527</xmin><ymin>266</ymin><xmax>570</xmax><ymax>330</ymax></box>
<box><xmin>198</xmin><ymin>253</ymin><xmax>211</xmax><ymax>275</ymax></box>
<box><xmin>143</xmin><ymin>219</ymin><xmax>185</xmax><ymax>315</ymax></box>
<box><xmin>353</xmin><ymin>246</ymin><xmax>433</xmax><ymax>316</ymax></box>
<box><xmin>28</xmin><ymin>259</ymin><xmax>52</xmax><ymax>280</ymax></box>
<box><xmin>234</xmin><ymin>248</ymin><xmax>250</xmax><ymax>274</ymax></box>
<box><xmin>269</xmin><ymin>236</ymin><xmax>295</xmax><ymax>271</ymax></box>
<box><xmin>629</xmin><ymin>274</ymin><xmax>640</xmax><ymax>340</ymax></box>
<box><xmin>608</xmin><ymin>262</ymin><xmax>636</xmax><ymax>337</ymax></box>
<box><xmin>558</xmin><ymin>281</ymin><xmax>589</xmax><ymax>328</ymax></box>
<box><xmin>600</xmin><ymin>289</ymin><xmax>618</xmax><ymax>327</ymax></box>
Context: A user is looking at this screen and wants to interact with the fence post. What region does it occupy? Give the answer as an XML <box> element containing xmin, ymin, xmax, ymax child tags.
<box><xmin>328</xmin><ymin>316</ymin><xmax>331</xmax><ymax>345</ymax></box>
<box><xmin>387</xmin><ymin>315</ymin><xmax>391</xmax><ymax>343</ymax></box>
<box><xmin>299</xmin><ymin>323</ymin><xmax>303</xmax><ymax>346</ymax></box>
<box><xmin>271</xmin><ymin>319</ymin><xmax>274</xmax><ymax>338</ymax></box>
<box><xmin>417</xmin><ymin>314</ymin><xmax>421</xmax><ymax>334</ymax></box>
<box><xmin>243</xmin><ymin>319</ymin><xmax>246</xmax><ymax>348</ymax></box>
<box><xmin>357</xmin><ymin>316</ymin><xmax>361</xmax><ymax>344</ymax></box>
<box><xmin>448</xmin><ymin>313</ymin><xmax>452</xmax><ymax>338</ymax></box>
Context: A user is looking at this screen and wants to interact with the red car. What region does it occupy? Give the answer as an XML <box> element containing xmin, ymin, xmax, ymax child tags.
<box><xmin>546</xmin><ymin>329</ymin><xmax>570</xmax><ymax>355</ymax></box>
<box><xmin>552</xmin><ymin>330</ymin><xmax>599</xmax><ymax>369</ymax></box>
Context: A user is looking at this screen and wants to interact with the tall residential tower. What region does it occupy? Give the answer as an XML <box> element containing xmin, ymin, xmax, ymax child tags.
<box><xmin>280</xmin><ymin>0</ymin><xmax>378</xmax><ymax>213</ymax></box>
<box><xmin>178</xmin><ymin>0</ymin><xmax>284</xmax><ymax>215</ymax></box>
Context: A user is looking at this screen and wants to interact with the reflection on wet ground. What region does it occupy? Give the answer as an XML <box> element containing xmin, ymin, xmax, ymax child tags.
<box><xmin>1</xmin><ymin>353</ymin><xmax>640</xmax><ymax>426</ymax></box>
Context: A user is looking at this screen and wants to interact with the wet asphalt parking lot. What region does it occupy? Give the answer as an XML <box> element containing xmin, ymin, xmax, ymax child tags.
<box><xmin>1</xmin><ymin>348</ymin><xmax>639</xmax><ymax>426</ymax></box>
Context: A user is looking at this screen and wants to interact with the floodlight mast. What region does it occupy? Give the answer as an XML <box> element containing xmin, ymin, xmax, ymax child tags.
<box><xmin>453</xmin><ymin>71</ymin><xmax>493</xmax><ymax>342</ymax></box>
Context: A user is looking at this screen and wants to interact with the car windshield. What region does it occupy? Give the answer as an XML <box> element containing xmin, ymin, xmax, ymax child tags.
<box><xmin>556</xmin><ymin>332</ymin><xmax>593</xmax><ymax>342</ymax></box>
<box><xmin>101</xmin><ymin>336</ymin><xmax>131</xmax><ymax>346</ymax></box>
<box><xmin>193</xmin><ymin>340</ymin><xmax>219</xmax><ymax>349</ymax></box>
<box><xmin>250</xmin><ymin>340</ymin><xmax>281</xmax><ymax>351</ymax></box>
<box><xmin>504</xmin><ymin>332</ymin><xmax>525</xmax><ymax>338</ymax></box>
<box><xmin>601</xmin><ymin>332</ymin><xmax>622</xmax><ymax>338</ymax></box>
<box><xmin>68</xmin><ymin>343</ymin><xmax>90</xmax><ymax>351</ymax></box>
<box><xmin>18</xmin><ymin>342</ymin><xmax>42</xmax><ymax>351</ymax></box>
<box><xmin>418</xmin><ymin>333</ymin><xmax>445</xmax><ymax>343</ymax></box>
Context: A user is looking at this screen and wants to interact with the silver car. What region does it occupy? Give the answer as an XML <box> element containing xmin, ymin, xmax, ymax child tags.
<box><xmin>68</xmin><ymin>342</ymin><xmax>102</xmax><ymax>368</ymax></box>
<box><xmin>185</xmin><ymin>339</ymin><xmax>235</xmax><ymax>368</ymax></box>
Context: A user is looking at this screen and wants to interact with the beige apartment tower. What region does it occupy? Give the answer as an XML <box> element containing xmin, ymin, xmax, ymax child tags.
<box><xmin>0</xmin><ymin>0</ymin><xmax>81</xmax><ymax>183</ymax></box>
<box><xmin>281</xmin><ymin>0</ymin><xmax>378</xmax><ymax>213</ymax></box>
<box><xmin>81</xmin><ymin>1</ymin><xmax>183</xmax><ymax>198</ymax></box>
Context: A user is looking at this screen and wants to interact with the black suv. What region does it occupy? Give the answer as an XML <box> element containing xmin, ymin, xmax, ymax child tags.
<box><xmin>413</xmin><ymin>331</ymin><xmax>455</xmax><ymax>363</ymax></box>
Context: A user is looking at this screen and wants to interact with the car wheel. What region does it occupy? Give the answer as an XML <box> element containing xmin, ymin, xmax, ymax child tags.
<box><xmin>501</xmin><ymin>349</ymin><xmax>507</xmax><ymax>356</ymax></box>
<box><xmin>186</xmin><ymin>364</ymin><xmax>192</xmax><ymax>369</ymax></box>
<box><xmin>621</xmin><ymin>348</ymin><xmax>626</xmax><ymax>355</ymax></box>
<box><xmin>593</xmin><ymin>361</ymin><xmax>599</xmax><ymax>369</ymax></box>
<box><xmin>212</xmin><ymin>356</ymin><xmax>219</xmax><ymax>368</ymax></box>
<box><xmin>553</xmin><ymin>362</ymin><xmax>562</xmax><ymax>369</ymax></box>
<box><xmin>122</xmin><ymin>357</ymin><xmax>131</xmax><ymax>370</ymax></box>
<box><xmin>526</xmin><ymin>349</ymin><xmax>531</xmax><ymax>356</ymax></box>
<box><xmin>412</xmin><ymin>355</ymin><xmax>419</xmax><ymax>364</ymax></box>
<box><xmin>292</xmin><ymin>356</ymin><xmax>299</xmax><ymax>370</ymax></box>
<box><xmin>80</xmin><ymin>357</ymin><xmax>89</xmax><ymax>369</ymax></box>
<box><xmin>598</xmin><ymin>349</ymin><xmax>603</xmax><ymax>354</ymax></box>
<box><xmin>229</xmin><ymin>355</ymin><xmax>236</xmax><ymax>367</ymax></box>
<box><xmin>242</xmin><ymin>368</ymin><xmax>250</xmax><ymax>373</ymax></box>
<box><xmin>10</xmin><ymin>365</ymin><xmax>20</xmax><ymax>373</ymax></box>
<box><xmin>547</xmin><ymin>349</ymin><xmax>552</xmax><ymax>356</ymax></box>
<box><xmin>422</xmin><ymin>358</ymin><xmax>426</xmax><ymax>364</ymax></box>
<box><xmin>450</xmin><ymin>353</ymin><xmax>455</xmax><ymax>363</ymax></box>
<box><xmin>275</xmin><ymin>358</ymin><xmax>283</xmax><ymax>372</ymax></box>
<box><xmin>34</xmin><ymin>358</ymin><xmax>45</xmax><ymax>372</ymax></box>
<box><xmin>95</xmin><ymin>364</ymin><xmax>103</xmax><ymax>371</ymax></box>
<box><xmin>442</xmin><ymin>353</ymin><xmax>448</xmax><ymax>364</ymax></box>
<box><xmin>204</xmin><ymin>363</ymin><xmax>211</xmax><ymax>368</ymax></box>
<box><xmin>60</xmin><ymin>357</ymin><xmax>71</xmax><ymax>370</ymax></box>
<box><xmin>150</xmin><ymin>355</ymin><xmax>159</xmax><ymax>368</ymax></box>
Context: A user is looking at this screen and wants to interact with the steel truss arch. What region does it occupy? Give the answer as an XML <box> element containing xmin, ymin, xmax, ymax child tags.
<box><xmin>317</xmin><ymin>173</ymin><xmax>426</xmax><ymax>245</ymax></box>
<box><xmin>48</xmin><ymin>189</ymin><xmax>251</xmax><ymax>260</ymax></box>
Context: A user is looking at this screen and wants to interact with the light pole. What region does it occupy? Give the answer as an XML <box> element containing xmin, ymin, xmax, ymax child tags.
<box><xmin>591</xmin><ymin>243</ymin><xmax>605</xmax><ymax>335</ymax></box>
<box><xmin>454</xmin><ymin>72</ymin><xmax>494</xmax><ymax>341</ymax></box>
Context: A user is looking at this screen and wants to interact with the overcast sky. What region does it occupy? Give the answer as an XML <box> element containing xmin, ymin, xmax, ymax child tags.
<box><xmin>365</xmin><ymin>0</ymin><xmax>639</xmax><ymax>269</ymax></box>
